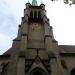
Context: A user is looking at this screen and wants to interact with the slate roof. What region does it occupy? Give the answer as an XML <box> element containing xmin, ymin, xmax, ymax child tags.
<box><xmin>3</xmin><ymin>48</ymin><xmax>12</xmax><ymax>55</ymax></box>
<box><xmin>59</xmin><ymin>45</ymin><xmax>75</xmax><ymax>53</ymax></box>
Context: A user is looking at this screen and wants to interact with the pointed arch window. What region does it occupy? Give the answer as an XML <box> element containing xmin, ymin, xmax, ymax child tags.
<box><xmin>34</xmin><ymin>11</ymin><xmax>37</xmax><ymax>18</ymax></box>
<box><xmin>38</xmin><ymin>11</ymin><xmax>41</xmax><ymax>19</ymax></box>
<box><xmin>30</xmin><ymin>68</ymin><xmax>48</xmax><ymax>75</ymax></box>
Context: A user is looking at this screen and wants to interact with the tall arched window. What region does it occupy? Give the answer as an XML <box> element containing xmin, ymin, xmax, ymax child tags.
<box><xmin>30</xmin><ymin>11</ymin><xmax>33</xmax><ymax>18</ymax></box>
<box><xmin>34</xmin><ymin>11</ymin><xmax>37</xmax><ymax>18</ymax></box>
<box><xmin>38</xmin><ymin>11</ymin><xmax>41</xmax><ymax>19</ymax></box>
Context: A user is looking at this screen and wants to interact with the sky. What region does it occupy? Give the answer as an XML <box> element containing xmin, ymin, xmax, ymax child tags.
<box><xmin>0</xmin><ymin>0</ymin><xmax>75</xmax><ymax>55</ymax></box>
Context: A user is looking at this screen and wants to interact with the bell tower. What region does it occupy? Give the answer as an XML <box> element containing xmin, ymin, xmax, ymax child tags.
<box><xmin>7</xmin><ymin>1</ymin><xmax>65</xmax><ymax>75</ymax></box>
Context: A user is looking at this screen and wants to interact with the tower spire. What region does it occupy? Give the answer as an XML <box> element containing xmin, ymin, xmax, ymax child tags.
<box><xmin>32</xmin><ymin>0</ymin><xmax>38</xmax><ymax>6</ymax></box>
<box><xmin>41</xmin><ymin>0</ymin><xmax>43</xmax><ymax>4</ymax></box>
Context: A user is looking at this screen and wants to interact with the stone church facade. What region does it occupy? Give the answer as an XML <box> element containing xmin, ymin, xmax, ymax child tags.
<box><xmin>0</xmin><ymin>0</ymin><xmax>75</xmax><ymax>75</ymax></box>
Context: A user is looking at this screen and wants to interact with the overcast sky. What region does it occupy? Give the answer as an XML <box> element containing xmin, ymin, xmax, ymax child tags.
<box><xmin>0</xmin><ymin>0</ymin><xmax>75</xmax><ymax>55</ymax></box>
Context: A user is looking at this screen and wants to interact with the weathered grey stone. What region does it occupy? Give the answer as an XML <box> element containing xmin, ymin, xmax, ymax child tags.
<box><xmin>0</xmin><ymin>2</ymin><xmax>75</xmax><ymax>75</ymax></box>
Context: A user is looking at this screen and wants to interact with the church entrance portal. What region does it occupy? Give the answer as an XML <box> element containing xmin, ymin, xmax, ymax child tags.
<box><xmin>33</xmin><ymin>70</ymin><xmax>43</xmax><ymax>75</ymax></box>
<box><xmin>30</xmin><ymin>68</ymin><xmax>47</xmax><ymax>75</ymax></box>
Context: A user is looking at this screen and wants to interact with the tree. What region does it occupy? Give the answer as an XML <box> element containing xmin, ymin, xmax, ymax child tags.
<box><xmin>50</xmin><ymin>0</ymin><xmax>75</xmax><ymax>6</ymax></box>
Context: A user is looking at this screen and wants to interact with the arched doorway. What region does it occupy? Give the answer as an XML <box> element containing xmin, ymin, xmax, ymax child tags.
<box><xmin>71</xmin><ymin>68</ymin><xmax>75</xmax><ymax>75</ymax></box>
<box><xmin>30</xmin><ymin>68</ymin><xmax>47</xmax><ymax>75</ymax></box>
<box><xmin>32</xmin><ymin>70</ymin><xmax>43</xmax><ymax>75</ymax></box>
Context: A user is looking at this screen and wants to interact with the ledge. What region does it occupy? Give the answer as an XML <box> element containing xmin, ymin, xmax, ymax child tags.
<box><xmin>0</xmin><ymin>54</ymin><xmax>10</xmax><ymax>59</ymax></box>
<box><xmin>45</xmin><ymin>35</ymin><xmax>52</xmax><ymax>37</ymax></box>
<box><xmin>60</xmin><ymin>53</ymin><xmax>75</xmax><ymax>56</ymax></box>
<box><xmin>21</xmin><ymin>34</ymin><xmax>28</xmax><ymax>36</ymax></box>
<box><xmin>13</xmin><ymin>38</ymin><xmax>21</xmax><ymax>41</ymax></box>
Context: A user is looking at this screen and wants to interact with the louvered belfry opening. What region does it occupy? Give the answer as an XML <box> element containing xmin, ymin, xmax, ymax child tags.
<box><xmin>29</xmin><ymin>10</ymin><xmax>42</xmax><ymax>22</ymax></box>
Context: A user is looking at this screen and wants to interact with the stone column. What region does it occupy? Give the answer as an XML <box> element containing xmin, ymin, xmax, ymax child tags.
<box><xmin>17</xmin><ymin>25</ymin><xmax>21</xmax><ymax>39</ymax></box>
<box><xmin>17</xmin><ymin>58</ymin><xmax>25</xmax><ymax>75</ymax></box>
<box><xmin>55</xmin><ymin>55</ymin><xmax>65</xmax><ymax>75</ymax></box>
<box><xmin>20</xmin><ymin>35</ymin><xmax>28</xmax><ymax>51</ymax></box>
<box><xmin>7</xmin><ymin>39</ymin><xmax>20</xmax><ymax>75</ymax></box>
<box><xmin>44</xmin><ymin>22</ymin><xmax>53</xmax><ymax>52</ymax></box>
<box><xmin>45</xmin><ymin>36</ymin><xmax>53</xmax><ymax>51</ymax></box>
<box><xmin>20</xmin><ymin>21</ymin><xmax>28</xmax><ymax>51</ymax></box>
<box><xmin>50</xmin><ymin>58</ymin><xmax>61</xmax><ymax>75</ymax></box>
<box><xmin>50</xmin><ymin>26</ymin><xmax>54</xmax><ymax>39</ymax></box>
<box><xmin>0</xmin><ymin>63</ymin><xmax>2</xmax><ymax>75</ymax></box>
<box><xmin>53</xmin><ymin>41</ymin><xmax>65</xmax><ymax>75</ymax></box>
<box><xmin>21</xmin><ymin>21</ymin><xmax>28</xmax><ymax>35</ymax></box>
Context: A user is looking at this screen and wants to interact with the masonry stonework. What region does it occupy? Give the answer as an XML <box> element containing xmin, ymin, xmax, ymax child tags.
<box><xmin>0</xmin><ymin>1</ymin><xmax>75</xmax><ymax>75</ymax></box>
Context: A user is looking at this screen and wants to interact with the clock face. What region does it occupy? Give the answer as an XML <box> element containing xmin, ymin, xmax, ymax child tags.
<box><xmin>32</xmin><ymin>22</ymin><xmax>39</xmax><ymax>30</ymax></box>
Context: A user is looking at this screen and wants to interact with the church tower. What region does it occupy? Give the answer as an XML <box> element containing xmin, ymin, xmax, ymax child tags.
<box><xmin>2</xmin><ymin>0</ymin><xmax>65</xmax><ymax>75</ymax></box>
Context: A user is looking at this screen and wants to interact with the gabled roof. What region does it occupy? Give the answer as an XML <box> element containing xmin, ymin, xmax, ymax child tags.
<box><xmin>3</xmin><ymin>48</ymin><xmax>12</xmax><ymax>55</ymax></box>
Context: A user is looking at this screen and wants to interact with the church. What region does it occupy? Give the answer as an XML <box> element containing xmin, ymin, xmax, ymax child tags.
<box><xmin>0</xmin><ymin>0</ymin><xmax>75</xmax><ymax>75</ymax></box>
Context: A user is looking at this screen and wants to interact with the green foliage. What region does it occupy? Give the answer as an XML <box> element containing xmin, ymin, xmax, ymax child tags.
<box><xmin>64</xmin><ymin>0</ymin><xmax>69</xmax><ymax>4</ymax></box>
<box><xmin>50</xmin><ymin>0</ymin><xmax>75</xmax><ymax>6</ymax></box>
